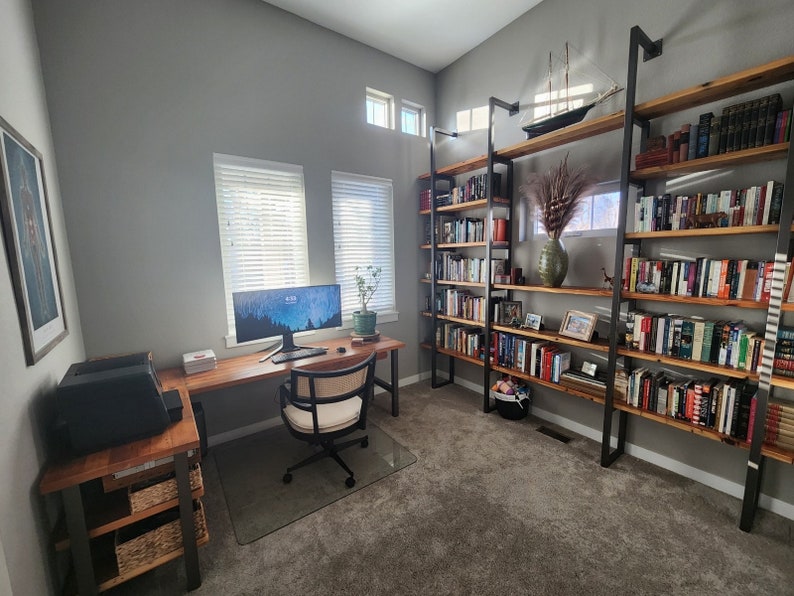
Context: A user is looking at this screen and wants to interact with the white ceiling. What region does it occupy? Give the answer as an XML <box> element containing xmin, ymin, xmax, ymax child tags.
<box><xmin>264</xmin><ymin>0</ymin><xmax>544</xmax><ymax>73</ymax></box>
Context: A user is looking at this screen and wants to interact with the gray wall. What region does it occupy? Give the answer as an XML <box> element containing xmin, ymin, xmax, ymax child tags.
<box><xmin>32</xmin><ymin>0</ymin><xmax>434</xmax><ymax>438</ymax></box>
<box><xmin>0</xmin><ymin>0</ymin><xmax>86</xmax><ymax>593</ymax></box>
<box><xmin>433</xmin><ymin>0</ymin><xmax>794</xmax><ymax>514</ymax></box>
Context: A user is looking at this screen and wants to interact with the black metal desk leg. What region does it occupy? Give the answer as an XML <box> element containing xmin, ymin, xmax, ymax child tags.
<box><xmin>62</xmin><ymin>485</ymin><xmax>97</xmax><ymax>596</ymax></box>
<box><xmin>390</xmin><ymin>349</ymin><xmax>399</xmax><ymax>416</ymax></box>
<box><xmin>174</xmin><ymin>451</ymin><xmax>201</xmax><ymax>590</ymax></box>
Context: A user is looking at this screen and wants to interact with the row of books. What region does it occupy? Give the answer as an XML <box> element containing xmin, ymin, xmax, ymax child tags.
<box><xmin>433</xmin><ymin>253</ymin><xmax>508</xmax><ymax>284</ymax></box>
<box><xmin>626</xmin><ymin>312</ymin><xmax>763</xmax><ymax>372</ymax></box>
<box><xmin>749</xmin><ymin>398</ymin><xmax>794</xmax><ymax>451</ymax></box>
<box><xmin>624</xmin><ymin>370</ymin><xmax>757</xmax><ymax>440</ymax></box>
<box><xmin>633</xmin><ymin>93</ymin><xmax>790</xmax><ymax>169</ymax></box>
<box><xmin>435</xmin><ymin>322</ymin><xmax>484</xmax><ymax>359</ymax></box>
<box><xmin>418</xmin><ymin>172</ymin><xmax>502</xmax><ymax>210</ymax></box>
<box><xmin>771</xmin><ymin>325</ymin><xmax>794</xmax><ymax>378</ymax></box>
<box><xmin>490</xmin><ymin>333</ymin><xmax>571</xmax><ymax>383</ymax></box>
<box><xmin>632</xmin><ymin>181</ymin><xmax>784</xmax><ymax>232</ymax></box>
<box><xmin>623</xmin><ymin>256</ymin><xmax>779</xmax><ymax>303</ymax></box>
<box><xmin>424</xmin><ymin>216</ymin><xmax>510</xmax><ymax>245</ymax></box>
<box><xmin>434</xmin><ymin>289</ymin><xmax>486</xmax><ymax>323</ymax></box>
<box><xmin>433</xmin><ymin>253</ymin><xmax>487</xmax><ymax>284</ymax></box>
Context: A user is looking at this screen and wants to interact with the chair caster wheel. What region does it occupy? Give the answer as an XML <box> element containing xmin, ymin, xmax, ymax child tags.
<box><xmin>345</xmin><ymin>476</ymin><xmax>356</xmax><ymax>488</ymax></box>
<box><xmin>283</xmin><ymin>473</ymin><xmax>293</xmax><ymax>484</ymax></box>
<box><xmin>361</xmin><ymin>438</ymin><xmax>369</xmax><ymax>448</ymax></box>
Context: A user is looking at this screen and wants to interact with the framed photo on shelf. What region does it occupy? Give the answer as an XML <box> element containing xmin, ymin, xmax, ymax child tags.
<box><xmin>559</xmin><ymin>310</ymin><xmax>598</xmax><ymax>342</ymax></box>
<box><xmin>0</xmin><ymin>116</ymin><xmax>68</xmax><ymax>365</ymax></box>
<box><xmin>500</xmin><ymin>301</ymin><xmax>522</xmax><ymax>324</ymax></box>
<box><xmin>524</xmin><ymin>313</ymin><xmax>542</xmax><ymax>330</ymax></box>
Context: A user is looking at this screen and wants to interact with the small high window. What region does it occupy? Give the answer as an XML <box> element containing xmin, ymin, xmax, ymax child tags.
<box><xmin>366</xmin><ymin>87</ymin><xmax>394</xmax><ymax>129</ymax></box>
<box><xmin>401</xmin><ymin>100</ymin><xmax>426</xmax><ymax>136</ymax></box>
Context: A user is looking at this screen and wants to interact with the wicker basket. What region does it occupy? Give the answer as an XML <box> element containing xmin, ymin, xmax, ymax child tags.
<box><xmin>115</xmin><ymin>500</ymin><xmax>207</xmax><ymax>575</ymax></box>
<box><xmin>128</xmin><ymin>465</ymin><xmax>202</xmax><ymax>513</ymax></box>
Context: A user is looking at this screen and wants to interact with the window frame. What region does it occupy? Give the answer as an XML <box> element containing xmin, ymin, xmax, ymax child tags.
<box><xmin>400</xmin><ymin>99</ymin><xmax>426</xmax><ymax>137</ymax></box>
<box><xmin>213</xmin><ymin>153</ymin><xmax>311</xmax><ymax>347</ymax></box>
<box><xmin>331</xmin><ymin>170</ymin><xmax>398</xmax><ymax>327</ymax></box>
<box><xmin>366</xmin><ymin>87</ymin><xmax>395</xmax><ymax>129</ymax></box>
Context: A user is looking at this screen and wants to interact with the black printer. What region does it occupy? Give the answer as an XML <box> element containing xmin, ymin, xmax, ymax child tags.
<box><xmin>56</xmin><ymin>352</ymin><xmax>179</xmax><ymax>454</ymax></box>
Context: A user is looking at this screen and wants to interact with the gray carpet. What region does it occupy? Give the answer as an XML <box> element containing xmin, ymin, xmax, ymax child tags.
<box><xmin>109</xmin><ymin>381</ymin><xmax>794</xmax><ymax>596</ymax></box>
<box><xmin>214</xmin><ymin>423</ymin><xmax>416</xmax><ymax>544</ymax></box>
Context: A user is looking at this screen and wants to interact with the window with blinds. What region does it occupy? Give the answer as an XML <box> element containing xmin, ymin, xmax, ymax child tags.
<box><xmin>213</xmin><ymin>153</ymin><xmax>309</xmax><ymax>343</ymax></box>
<box><xmin>331</xmin><ymin>171</ymin><xmax>397</xmax><ymax>320</ymax></box>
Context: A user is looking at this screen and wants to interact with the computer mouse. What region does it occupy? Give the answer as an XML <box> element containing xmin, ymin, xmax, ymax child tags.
<box><xmin>336</xmin><ymin>346</ymin><xmax>346</xmax><ymax>353</ymax></box>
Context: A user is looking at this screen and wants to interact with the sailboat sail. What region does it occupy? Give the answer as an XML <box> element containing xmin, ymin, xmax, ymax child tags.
<box><xmin>520</xmin><ymin>43</ymin><xmax>622</xmax><ymax>139</ymax></box>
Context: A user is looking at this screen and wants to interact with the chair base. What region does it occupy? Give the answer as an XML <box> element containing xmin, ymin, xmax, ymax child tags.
<box><xmin>283</xmin><ymin>434</ymin><xmax>369</xmax><ymax>487</ymax></box>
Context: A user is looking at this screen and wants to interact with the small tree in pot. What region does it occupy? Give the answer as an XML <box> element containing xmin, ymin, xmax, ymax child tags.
<box><xmin>353</xmin><ymin>265</ymin><xmax>381</xmax><ymax>336</ymax></box>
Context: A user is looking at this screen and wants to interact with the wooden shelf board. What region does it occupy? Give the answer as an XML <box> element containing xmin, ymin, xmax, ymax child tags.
<box><xmin>491</xmin><ymin>324</ymin><xmax>611</xmax><ymax>352</ymax></box>
<box><xmin>492</xmin><ymin>365</ymin><xmax>605</xmax><ymax>404</ymax></box>
<box><xmin>420</xmin><ymin>342</ymin><xmax>485</xmax><ymax>367</ymax></box>
<box><xmin>420</xmin><ymin>241</ymin><xmax>510</xmax><ymax>250</ymax></box>
<box><xmin>421</xmin><ymin>279</ymin><xmax>486</xmax><ymax>288</ymax></box>
<box><xmin>781</xmin><ymin>303</ymin><xmax>794</xmax><ymax>313</ymax></box>
<box><xmin>616</xmin><ymin>347</ymin><xmax>759</xmax><ymax>380</ymax></box>
<box><xmin>53</xmin><ymin>485</ymin><xmax>205</xmax><ymax>551</ymax></box>
<box><xmin>493</xmin><ymin>283</ymin><xmax>613</xmax><ymax>297</ymax></box>
<box><xmin>498</xmin><ymin>111</ymin><xmax>625</xmax><ymax>161</ymax></box>
<box><xmin>65</xmin><ymin>531</ymin><xmax>210</xmax><ymax>594</ymax></box>
<box><xmin>431</xmin><ymin>313</ymin><xmax>486</xmax><ymax>327</ymax></box>
<box><xmin>621</xmin><ymin>291</ymin><xmax>769</xmax><ymax>309</ymax></box>
<box><xmin>633</xmin><ymin>55</ymin><xmax>794</xmax><ymax>120</ymax></box>
<box><xmin>631</xmin><ymin>143</ymin><xmax>789</xmax><ymax>180</ymax></box>
<box><xmin>771</xmin><ymin>374</ymin><xmax>794</xmax><ymax>390</ymax></box>
<box><xmin>419</xmin><ymin>197</ymin><xmax>510</xmax><ymax>211</ymax></box>
<box><xmin>612</xmin><ymin>401</ymin><xmax>752</xmax><ymax>447</ymax></box>
<box><xmin>761</xmin><ymin>443</ymin><xmax>794</xmax><ymax>465</ymax></box>
<box><xmin>625</xmin><ymin>224</ymin><xmax>779</xmax><ymax>239</ymax></box>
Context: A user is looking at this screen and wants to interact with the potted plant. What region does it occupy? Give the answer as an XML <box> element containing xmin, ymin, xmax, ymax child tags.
<box><xmin>352</xmin><ymin>265</ymin><xmax>381</xmax><ymax>336</ymax></box>
<box><xmin>520</xmin><ymin>153</ymin><xmax>594</xmax><ymax>287</ymax></box>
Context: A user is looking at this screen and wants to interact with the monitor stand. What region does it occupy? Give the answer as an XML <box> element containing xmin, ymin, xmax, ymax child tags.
<box><xmin>258</xmin><ymin>332</ymin><xmax>306</xmax><ymax>363</ymax></box>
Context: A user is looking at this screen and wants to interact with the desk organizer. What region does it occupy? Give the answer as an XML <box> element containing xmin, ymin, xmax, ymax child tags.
<box><xmin>128</xmin><ymin>464</ymin><xmax>203</xmax><ymax>513</ymax></box>
<box><xmin>115</xmin><ymin>500</ymin><xmax>207</xmax><ymax>575</ymax></box>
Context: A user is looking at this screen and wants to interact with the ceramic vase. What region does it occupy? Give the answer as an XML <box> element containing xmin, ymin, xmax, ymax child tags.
<box><xmin>538</xmin><ymin>237</ymin><xmax>568</xmax><ymax>287</ymax></box>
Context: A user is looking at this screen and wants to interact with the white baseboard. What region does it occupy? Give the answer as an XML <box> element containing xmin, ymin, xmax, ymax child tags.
<box><xmin>206</xmin><ymin>375</ymin><xmax>794</xmax><ymax>521</ymax></box>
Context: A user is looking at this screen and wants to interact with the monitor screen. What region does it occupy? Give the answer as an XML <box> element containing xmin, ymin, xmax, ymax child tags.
<box><xmin>233</xmin><ymin>284</ymin><xmax>342</xmax><ymax>351</ymax></box>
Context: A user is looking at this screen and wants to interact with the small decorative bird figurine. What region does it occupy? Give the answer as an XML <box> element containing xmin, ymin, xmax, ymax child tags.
<box><xmin>601</xmin><ymin>267</ymin><xmax>614</xmax><ymax>289</ymax></box>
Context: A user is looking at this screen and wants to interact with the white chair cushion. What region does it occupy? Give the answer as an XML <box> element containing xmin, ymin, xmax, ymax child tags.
<box><xmin>283</xmin><ymin>396</ymin><xmax>362</xmax><ymax>434</ymax></box>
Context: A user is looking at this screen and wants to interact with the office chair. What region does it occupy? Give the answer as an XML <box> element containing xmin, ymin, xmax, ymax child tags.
<box><xmin>279</xmin><ymin>352</ymin><xmax>377</xmax><ymax>488</ymax></box>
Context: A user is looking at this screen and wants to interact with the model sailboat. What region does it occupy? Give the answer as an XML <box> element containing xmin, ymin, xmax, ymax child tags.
<box><xmin>520</xmin><ymin>43</ymin><xmax>622</xmax><ymax>139</ymax></box>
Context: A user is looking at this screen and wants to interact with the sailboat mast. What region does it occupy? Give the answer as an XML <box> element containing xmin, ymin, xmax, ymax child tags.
<box><xmin>547</xmin><ymin>52</ymin><xmax>552</xmax><ymax>117</ymax></box>
<box><xmin>564</xmin><ymin>42</ymin><xmax>570</xmax><ymax>111</ymax></box>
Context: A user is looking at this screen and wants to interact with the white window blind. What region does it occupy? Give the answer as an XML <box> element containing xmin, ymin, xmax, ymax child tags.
<box><xmin>213</xmin><ymin>153</ymin><xmax>309</xmax><ymax>341</ymax></box>
<box><xmin>332</xmin><ymin>171</ymin><xmax>396</xmax><ymax>319</ymax></box>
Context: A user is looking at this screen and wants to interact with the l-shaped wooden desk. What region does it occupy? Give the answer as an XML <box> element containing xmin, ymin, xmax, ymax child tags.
<box><xmin>160</xmin><ymin>334</ymin><xmax>406</xmax><ymax>417</ymax></box>
<box><xmin>40</xmin><ymin>335</ymin><xmax>404</xmax><ymax>595</ymax></box>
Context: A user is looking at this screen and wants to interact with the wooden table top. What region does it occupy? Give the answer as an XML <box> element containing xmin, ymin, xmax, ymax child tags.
<box><xmin>160</xmin><ymin>335</ymin><xmax>406</xmax><ymax>395</ymax></box>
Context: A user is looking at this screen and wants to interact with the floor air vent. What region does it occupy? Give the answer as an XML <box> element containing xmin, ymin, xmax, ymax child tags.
<box><xmin>536</xmin><ymin>426</ymin><xmax>571</xmax><ymax>443</ymax></box>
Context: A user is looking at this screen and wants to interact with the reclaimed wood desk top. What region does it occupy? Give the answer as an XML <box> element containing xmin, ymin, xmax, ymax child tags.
<box><xmin>158</xmin><ymin>335</ymin><xmax>406</xmax><ymax>395</ymax></box>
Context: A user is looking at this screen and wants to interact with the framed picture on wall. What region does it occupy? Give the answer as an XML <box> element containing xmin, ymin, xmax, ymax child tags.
<box><xmin>0</xmin><ymin>116</ymin><xmax>67</xmax><ymax>365</ymax></box>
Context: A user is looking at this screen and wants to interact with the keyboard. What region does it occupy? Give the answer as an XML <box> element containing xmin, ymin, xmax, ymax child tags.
<box><xmin>271</xmin><ymin>347</ymin><xmax>327</xmax><ymax>364</ymax></box>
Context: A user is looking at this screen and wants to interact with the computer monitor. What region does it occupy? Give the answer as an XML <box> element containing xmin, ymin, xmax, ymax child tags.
<box><xmin>232</xmin><ymin>284</ymin><xmax>343</xmax><ymax>354</ymax></box>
